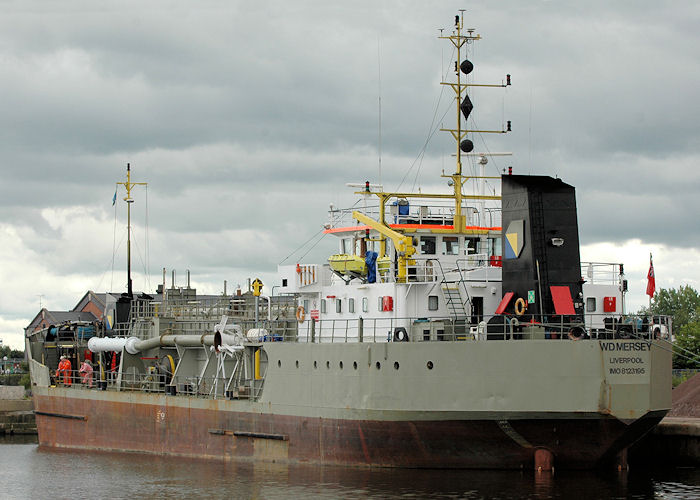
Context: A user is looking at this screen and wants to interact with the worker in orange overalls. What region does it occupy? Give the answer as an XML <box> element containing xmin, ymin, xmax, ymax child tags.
<box><xmin>56</xmin><ymin>355</ymin><xmax>72</xmax><ymax>386</ymax></box>
<box><xmin>79</xmin><ymin>359</ymin><xmax>94</xmax><ymax>388</ymax></box>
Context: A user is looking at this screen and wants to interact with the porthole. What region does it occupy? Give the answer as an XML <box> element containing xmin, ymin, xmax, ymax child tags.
<box><xmin>295</xmin><ymin>360</ymin><xmax>299</xmax><ymax>368</ymax></box>
<box><xmin>427</xmin><ymin>361</ymin><xmax>434</xmax><ymax>370</ymax></box>
<box><xmin>394</xmin><ymin>361</ymin><xmax>399</xmax><ymax>370</ymax></box>
<box><xmin>326</xmin><ymin>361</ymin><xmax>330</xmax><ymax>369</ymax></box>
<box><xmin>277</xmin><ymin>360</ymin><xmax>281</xmax><ymax>368</ymax></box>
<box><xmin>339</xmin><ymin>361</ymin><xmax>344</xmax><ymax>369</ymax></box>
<box><xmin>353</xmin><ymin>361</ymin><xmax>358</xmax><ymax>370</ymax></box>
<box><xmin>376</xmin><ymin>361</ymin><xmax>381</xmax><ymax>370</ymax></box>
<box><xmin>314</xmin><ymin>361</ymin><xmax>318</xmax><ymax>369</ymax></box>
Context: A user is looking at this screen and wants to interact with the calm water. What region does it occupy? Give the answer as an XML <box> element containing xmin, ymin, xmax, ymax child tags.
<box><xmin>1</xmin><ymin>437</ymin><xmax>698</xmax><ymax>499</ymax></box>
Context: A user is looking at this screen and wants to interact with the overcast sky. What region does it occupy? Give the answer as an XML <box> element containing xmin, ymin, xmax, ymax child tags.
<box><xmin>2</xmin><ymin>1</ymin><xmax>699</xmax><ymax>349</ymax></box>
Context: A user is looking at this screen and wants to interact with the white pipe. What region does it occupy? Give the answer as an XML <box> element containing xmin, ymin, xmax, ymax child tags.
<box><xmin>214</xmin><ymin>332</ymin><xmax>240</xmax><ymax>353</ymax></box>
<box><xmin>87</xmin><ymin>337</ymin><xmax>133</xmax><ymax>353</ymax></box>
<box><xmin>89</xmin><ymin>334</ymin><xmax>216</xmax><ymax>355</ymax></box>
<box><xmin>260</xmin><ymin>295</ymin><xmax>272</xmax><ymax>321</ymax></box>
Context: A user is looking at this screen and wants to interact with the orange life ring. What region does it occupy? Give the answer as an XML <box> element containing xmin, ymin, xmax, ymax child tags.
<box><xmin>296</xmin><ymin>306</ymin><xmax>305</xmax><ymax>323</ymax></box>
<box><xmin>514</xmin><ymin>297</ymin><xmax>527</xmax><ymax>316</ymax></box>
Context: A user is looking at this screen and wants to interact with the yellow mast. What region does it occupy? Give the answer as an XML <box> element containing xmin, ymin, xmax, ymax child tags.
<box><xmin>353</xmin><ymin>12</ymin><xmax>510</xmax><ymax>258</ymax></box>
<box><xmin>116</xmin><ymin>163</ymin><xmax>147</xmax><ymax>297</ymax></box>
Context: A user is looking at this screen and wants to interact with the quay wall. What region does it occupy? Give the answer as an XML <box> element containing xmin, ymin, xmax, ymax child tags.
<box><xmin>0</xmin><ymin>398</ymin><xmax>35</xmax><ymax>435</ymax></box>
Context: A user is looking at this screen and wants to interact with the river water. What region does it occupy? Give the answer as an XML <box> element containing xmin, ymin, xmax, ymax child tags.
<box><xmin>1</xmin><ymin>437</ymin><xmax>698</xmax><ymax>499</ymax></box>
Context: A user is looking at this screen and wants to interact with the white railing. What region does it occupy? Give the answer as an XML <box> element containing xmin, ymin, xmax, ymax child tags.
<box><xmin>327</xmin><ymin>204</ymin><xmax>502</xmax><ymax>230</ymax></box>
<box><xmin>581</xmin><ymin>262</ymin><xmax>623</xmax><ymax>285</ymax></box>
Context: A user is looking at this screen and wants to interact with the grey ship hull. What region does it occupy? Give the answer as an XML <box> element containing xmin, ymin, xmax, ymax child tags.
<box><xmin>30</xmin><ymin>339</ymin><xmax>671</xmax><ymax>468</ymax></box>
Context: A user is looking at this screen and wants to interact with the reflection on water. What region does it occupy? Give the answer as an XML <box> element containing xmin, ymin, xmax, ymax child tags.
<box><xmin>0</xmin><ymin>434</ymin><xmax>38</xmax><ymax>445</ymax></box>
<box><xmin>0</xmin><ymin>442</ymin><xmax>698</xmax><ymax>499</ymax></box>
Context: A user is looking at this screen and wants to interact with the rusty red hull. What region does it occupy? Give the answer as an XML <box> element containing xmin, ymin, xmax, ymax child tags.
<box><xmin>33</xmin><ymin>392</ymin><xmax>664</xmax><ymax>469</ymax></box>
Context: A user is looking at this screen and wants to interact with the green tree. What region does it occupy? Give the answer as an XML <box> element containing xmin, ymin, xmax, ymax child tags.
<box><xmin>649</xmin><ymin>285</ymin><xmax>700</xmax><ymax>368</ymax></box>
<box><xmin>0</xmin><ymin>346</ymin><xmax>24</xmax><ymax>359</ymax></box>
<box><xmin>674</xmin><ymin>320</ymin><xmax>700</xmax><ymax>369</ymax></box>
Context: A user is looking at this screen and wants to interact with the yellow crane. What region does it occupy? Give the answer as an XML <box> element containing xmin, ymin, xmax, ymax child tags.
<box><xmin>352</xmin><ymin>211</ymin><xmax>416</xmax><ymax>282</ymax></box>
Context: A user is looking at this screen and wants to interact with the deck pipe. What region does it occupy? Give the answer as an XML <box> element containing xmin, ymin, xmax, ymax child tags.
<box><xmin>88</xmin><ymin>334</ymin><xmax>218</xmax><ymax>355</ymax></box>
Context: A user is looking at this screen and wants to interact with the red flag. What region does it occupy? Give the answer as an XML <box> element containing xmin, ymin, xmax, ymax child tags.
<box><xmin>646</xmin><ymin>255</ymin><xmax>656</xmax><ymax>297</ymax></box>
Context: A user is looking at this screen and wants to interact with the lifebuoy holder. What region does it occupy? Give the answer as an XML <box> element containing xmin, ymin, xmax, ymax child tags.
<box><xmin>568</xmin><ymin>326</ymin><xmax>585</xmax><ymax>341</ymax></box>
<box><xmin>296</xmin><ymin>306</ymin><xmax>306</xmax><ymax>323</ymax></box>
<box><xmin>393</xmin><ymin>327</ymin><xmax>409</xmax><ymax>342</ymax></box>
<box><xmin>514</xmin><ymin>297</ymin><xmax>527</xmax><ymax>316</ymax></box>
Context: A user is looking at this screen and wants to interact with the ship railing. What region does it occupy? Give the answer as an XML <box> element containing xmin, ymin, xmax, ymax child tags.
<box><xmin>93</xmin><ymin>313</ymin><xmax>674</xmax><ymax>346</ymax></box>
<box><xmin>327</xmin><ymin>205</ymin><xmax>382</xmax><ymax>229</ymax></box>
<box><xmin>117</xmin><ymin>370</ymin><xmax>168</xmax><ymax>393</ymax></box>
<box><xmin>581</xmin><ymin>313</ymin><xmax>673</xmax><ymax>340</ymax></box>
<box><xmin>128</xmin><ymin>296</ymin><xmax>269</xmax><ymax>323</ymax></box>
<box><xmin>454</xmin><ymin>254</ymin><xmax>495</xmax><ymax>274</ymax></box>
<box><xmin>291</xmin><ymin>313</ymin><xmax>675</xmax><ymax>343</ymax></box>
<box><xmin>482</xmin><ymin>313</ymin><xmax>675</xmax><ymax>341</ymax></box>
<box><xmin>327</xmin><ymin>204</ymin><xmax>502</xmax><ymax>230</ymax></box>
<box><xmin>51</xmin><ymin>369</ymin><xmax>103</xmax><ymax>389</ymax></box>
<box><xmin>127</xmin><ymin>374</ymin><xmax>261</xmax><ymax>400</ymax></box>
<box><xmin>360</xmin><ymin>255</ymin><xmax>493</xmax><ymax>286</ymax></box>
<box><xmin>581</xmin><ymin>262</ymin><xmax>624</xmax><ymax>285</ymax></box>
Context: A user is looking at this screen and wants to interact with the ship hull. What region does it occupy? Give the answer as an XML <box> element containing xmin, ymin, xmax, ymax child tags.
<box><xmin>33</xmin><ymin>388</ymin><xmax>665</xmax><ymax>469</ymax></box>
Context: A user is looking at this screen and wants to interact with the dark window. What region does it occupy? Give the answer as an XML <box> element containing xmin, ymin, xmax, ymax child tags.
<box><xmin>420</xmin><ymin>236</ymin><xmax>436</xmax><ymax>255</ymax></box>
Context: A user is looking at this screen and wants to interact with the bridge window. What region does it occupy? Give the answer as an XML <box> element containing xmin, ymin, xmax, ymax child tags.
<box><xmin>443</xmin><ymin>236</ymin><xmax>459</xmax><ymax>255</ymax></box>
<box><xmin>320</xmin><ymin>299</ymin><xmax>326</xmax><ymax>313</ymax></box>
<box><xmin>420</xmin><ymin>236</ymin><xmax>436</xmax><ymax>255</ymax></box>
<box><xmin>336</xmin><ymin>299</ymin><xmax>342</xmax><ymax>313</ymax></box>
<box><xmin>465</xmin><ymin>237</ymin><xmax>481</xmax><ymax>255</ymax></box>
<box><xmin>487</xmin><ymin>237</ymin><xmax>502</xmax><ymax>257</ymax></box>
<box><xmin>348</xmin><ymin>298</ymin><xmax>355</xmax><ymax>313</ymax></box>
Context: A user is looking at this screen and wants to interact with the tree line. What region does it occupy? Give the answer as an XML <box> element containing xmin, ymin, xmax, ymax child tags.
<box><xmin>0</xmin><ymin>345</ymin><xmax>24</xmax><ymax>359</ymax></box>
<box><xmin>641</xmin><ymin>285</ymin><xmax>700</xmax><ymax>369</ymax></box>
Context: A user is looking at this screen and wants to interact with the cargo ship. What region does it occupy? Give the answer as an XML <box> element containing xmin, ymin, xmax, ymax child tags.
<box><xmin>26</xmin><ymin>13</ymin><xmax>672</xmax><ymax>470</ymax></box>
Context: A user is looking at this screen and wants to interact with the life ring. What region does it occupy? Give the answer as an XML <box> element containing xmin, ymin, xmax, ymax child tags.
<box><xmin>514</xmin><ymin>297</ymin><xmax>527</xmax><ymax>316</ymax></box>
<box><xmin>296</xmin><ymin>306</ymin><xmax>305</xmax><ymax>323</ymax></box>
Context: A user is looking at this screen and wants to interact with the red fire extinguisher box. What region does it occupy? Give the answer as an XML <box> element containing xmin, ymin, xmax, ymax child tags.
<box><xmin>382</xmin><ymin>296</ymin><xmax>393</xmax><ymax>312</ymax></box>
<box><xmin>603</xmin><ymin>296</ymin><xmax>616</xmax><ymax>312</ymax></box>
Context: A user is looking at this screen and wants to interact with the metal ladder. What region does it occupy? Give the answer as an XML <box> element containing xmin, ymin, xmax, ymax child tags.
<box><xmin>441</xmin><ymin>281</ymin><xmax>469</xmax><ymax>318</ymax></box>
<box><xmin>440</xmin><ymin>276</ymin><xmax>471</xmax><ymax>339</ymax></box>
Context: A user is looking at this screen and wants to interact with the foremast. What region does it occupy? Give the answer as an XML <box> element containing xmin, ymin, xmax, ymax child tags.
<box><xmin>116</xmin><ymin>163</ymin><xmax>147</xmax><ymax>298</ymax></box>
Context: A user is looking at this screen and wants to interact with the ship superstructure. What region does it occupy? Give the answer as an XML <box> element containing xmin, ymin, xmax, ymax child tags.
<box><xmin>26</xmin><ymin>13</ymin><xmax>672</xmax><ymax>470</ymax></box>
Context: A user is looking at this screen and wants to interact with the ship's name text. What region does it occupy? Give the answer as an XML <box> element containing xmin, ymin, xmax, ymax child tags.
<box><xmin>599</xmin><ymin>341</ymin><xmax>652</xmax><ymax>352</ymax></box>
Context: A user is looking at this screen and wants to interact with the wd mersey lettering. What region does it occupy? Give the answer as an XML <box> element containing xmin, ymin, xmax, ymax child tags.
<box><xmin>599</xmin><ymin>341</ymin><xmax>652</xmax><ymax>352</ymax></box>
